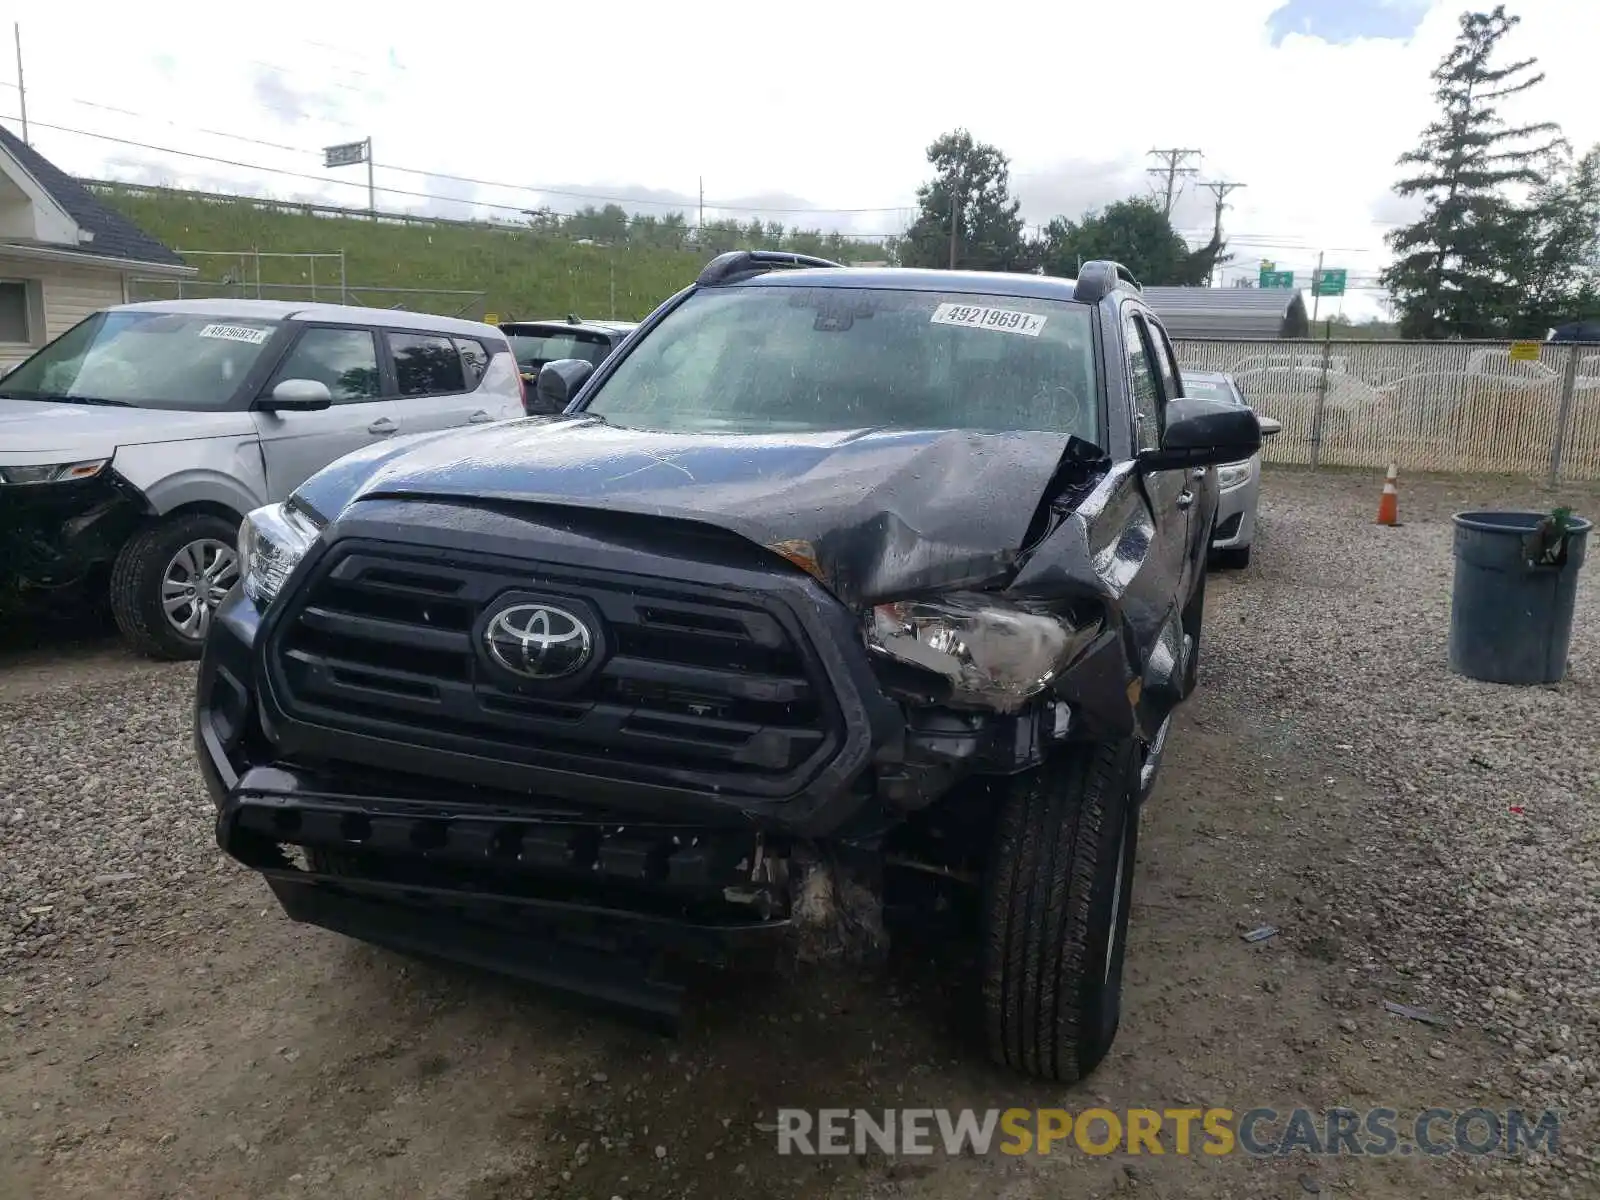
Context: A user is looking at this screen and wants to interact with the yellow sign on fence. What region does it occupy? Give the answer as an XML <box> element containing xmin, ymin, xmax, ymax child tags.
<box><xmin>483</xmin><ymin>312</ymin><xmax>500</xmax><ymax>325</ymax></box>
<box><xmin>1509</xmin><ymin>340</ymin><xmax>1541</xmax><ymax>362</ymax></box>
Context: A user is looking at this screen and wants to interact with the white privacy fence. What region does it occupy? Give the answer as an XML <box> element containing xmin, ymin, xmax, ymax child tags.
<box><xmin>1172</xmin><ymin>339</ymin><xmax>1600</xmax><ymax>482</ymax></box>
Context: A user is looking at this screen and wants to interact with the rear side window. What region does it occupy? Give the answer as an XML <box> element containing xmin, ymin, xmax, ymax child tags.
<box><xmin>268</xmin><ymin>327</ymin><xmax>381</xmax><ymax>402</ymax></box>
<box><xmin>505</xmin><ymin>328</ymin><xmax>614</xmax><ymax>374</ymax></box>
<box><xmin>388</xmin><ymin>332</ymin><xmax>466</xmax><ymax>396</ymax></box>
<box><xmin>453</xmin><ymin>337</ymin><xmax>489</xmax><ymax>388</ymax></box>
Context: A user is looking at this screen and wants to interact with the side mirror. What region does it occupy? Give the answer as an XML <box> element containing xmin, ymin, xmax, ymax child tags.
<box><xmin>1138</xmin><ymin>396</ymin><xmax>1262</xmax><ymax>472</ymax></box>
<box><xmin>532</xmin><ymin>358</ymin><xmax>595</xmax><ymax>414</ymax></box>
<box><xmin>260</xmin><ymin>378</ymin><xmax>333</xmax><ymax>412</ymax></box>
<box><xmin>1257</xmin><ymin>415</ymin><xmax>1283</xmax><ymax>437</ymax></box>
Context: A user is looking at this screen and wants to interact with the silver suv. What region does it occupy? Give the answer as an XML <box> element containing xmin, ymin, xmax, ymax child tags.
<box><xmin>0</xmin><ymin>299</ymin><xmax>524</xmax><ymax>658</ymax></box>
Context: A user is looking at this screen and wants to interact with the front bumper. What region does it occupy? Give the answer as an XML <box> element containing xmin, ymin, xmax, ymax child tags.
<box><xmin>0</xmin><ymin>471</ymin><xmax>144</xmax><ymax>586</ymax></box>
<box><xmin>196</xmin><ymin>560</ymin><xmax>1108</xmax><ymax>1010</ymax></box>
<box><xmin>1210</xmin><ymin>457</ymin><xmax>1261</xmax><ymax>549</ymax></box>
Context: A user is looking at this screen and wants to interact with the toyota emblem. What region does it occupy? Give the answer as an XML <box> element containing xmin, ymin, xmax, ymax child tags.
<box><xmin>484</xmin><ymin>602</ymin><xmax>593</xmax><ymax>680</ymax></box>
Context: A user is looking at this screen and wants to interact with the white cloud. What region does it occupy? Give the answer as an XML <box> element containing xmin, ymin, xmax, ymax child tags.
<box><xmin>4</xmin><ymin>0</ymin><xmax>1596</xmax><ymax>322</ymax></box>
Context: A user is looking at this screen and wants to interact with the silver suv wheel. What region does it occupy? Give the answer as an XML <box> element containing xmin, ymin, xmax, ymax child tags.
<box><xmin>161</xmin><ymin>538</ymin><xmax>238</xmax><ymax>640</ymax></box>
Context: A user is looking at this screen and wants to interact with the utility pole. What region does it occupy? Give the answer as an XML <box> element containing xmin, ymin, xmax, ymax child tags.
<box><xmin>365</xmin><ymin>136</ymin><xmax>374</xmax><ymax>220</ymax></box>
<box><xmin>697</xmin><ymin>177</ymin><xmax>704</xmax><ymax>235</ymax></box>
<box><xmin>1311</xmin><ymin>249</ymin><xmax>1325</xmax><ymax>322</ymax></box>
<box><xmin>1147</xmin><ymin>148</ymin><xmax>1202</xmax><ymax>219</ymax></box>
<box><xmin>1198</xmin><ymin>180</ymin><xmax>1246</xmax><ymax>286</ymax></box>
<box><xmin>13</xmin><ymin>24</ymin><xmax>26</xmax><ymax>145</ymax></box>
<box><xmin>947</xmin><ymin>167</ymin><xmax>963</xmax><ymax>270</ymax></box>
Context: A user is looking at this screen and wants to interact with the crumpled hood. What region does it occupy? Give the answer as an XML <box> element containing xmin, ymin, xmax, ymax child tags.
<box><xmin>302</xmin><ymin>415</ymin><xmax>1077</xmax><ymax>602</ymax></box>
<box><xmin>0</xmin><ymin>398</ymin><xmax>256</xmax><ymax>463</ymax></box>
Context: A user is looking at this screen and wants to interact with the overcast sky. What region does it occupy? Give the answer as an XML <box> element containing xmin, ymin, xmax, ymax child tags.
<box><xmin>3</xmin><ymin>0</ymin><xmax>1595</xmax><ymax>321</ymax></box>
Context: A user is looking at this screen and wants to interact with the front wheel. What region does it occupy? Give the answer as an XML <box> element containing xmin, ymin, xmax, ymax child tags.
<box><xmin>982</xmin><ymin>739</ymin><xmax>1139</xmax><ymax>1083</ymax></box>
<box><xmin>110</xmin><ymin>513</ymin><xmax>241</xmax><ymax>660</ymax></box>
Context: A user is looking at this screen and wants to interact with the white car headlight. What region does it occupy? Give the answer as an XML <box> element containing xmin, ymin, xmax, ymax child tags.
<box><xmin>0</xmin><ymin>458</ymin><xmax>108</xmax><ymax>485</ymax></box>
<box><xmin>1217</xmin><ymin>459</ymin><xmax>1254</xmax><ymax>490</ymax></box>
<box><xmin>864</xmin><ymin>592</ymin><xmax>1099</xmax><ymax>712</ymax></box>
<box><xmin>238</xmin><ymin>502</ymin><xmax>323</xmax><ymax>607</ymax></box>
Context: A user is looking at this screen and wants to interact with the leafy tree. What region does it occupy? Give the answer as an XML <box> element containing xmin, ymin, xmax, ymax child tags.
<box><xmin>1512</xmin><ymin>144</ymin><xmax>1600</xmax><ymax>332</ymax></box>
<box><xmin>900</xmin><ymin>129</ymin><xmax>1030</xmax><ymax>271</ymax></box>
<box><xmin>566</xmin><ymin>203</ymin><xmax>631</xmax><ymax>244</ymax></box>
<box><xmin>1379</xmin><ymin>6</ymin><xmax>1563</xmax><ymax>338</ymax></box>
<box><xmin>1036</xmin><ymin>198</ymin><xmax>1224</xmax><ymax>285</ymax></box>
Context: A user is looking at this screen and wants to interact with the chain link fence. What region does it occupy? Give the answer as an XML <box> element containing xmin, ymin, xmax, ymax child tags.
<box><xmin>1173</xmin><ymin>338</ymin><xmax>1600</xmax><ymax>482</ymax></box>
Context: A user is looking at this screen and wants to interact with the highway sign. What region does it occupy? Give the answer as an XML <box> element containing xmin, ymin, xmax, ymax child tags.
<box><xmin>1313</xmin><ymin>268</ymin><xmax>1347</xmax><ymax>297</ymax></box>
<box><xmin>323</xmin><ymin>140</ymin><xmax>368</xmax><ymax>168</ymax></box>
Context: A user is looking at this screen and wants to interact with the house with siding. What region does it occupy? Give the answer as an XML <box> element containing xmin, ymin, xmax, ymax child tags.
<box><xmin>0</xmin><ymin>126</ymin><xmax>193</xmax><ymax>367</ymax></box>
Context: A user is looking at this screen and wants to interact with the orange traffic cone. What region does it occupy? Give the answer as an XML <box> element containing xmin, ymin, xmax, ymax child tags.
<box><xmin>1375</xmin><ymin>463</ymin><xmax>1400</xmax><ymax>526</ymax></box>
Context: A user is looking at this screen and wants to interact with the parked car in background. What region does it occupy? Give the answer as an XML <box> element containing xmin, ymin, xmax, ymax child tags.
<box><xmin>1182</xmin><ymin>369</ymin><xmax>1281</xmax><ymax>568</ymax></box>
<box><xmin>0</xmin><ymin>299</ymin><xmax>522</xmax><ymax>659</ymax></box>
<box><xmin>499</xmin><ymin>316</ymin><xmax>637</xmax><ymax>394</ymax></box>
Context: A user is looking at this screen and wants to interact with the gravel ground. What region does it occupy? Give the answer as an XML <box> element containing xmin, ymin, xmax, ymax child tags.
<box><xmin>1</xmin><ymin>465</ymin><xmax>1597</xmax><ymax>1199</ymax></box>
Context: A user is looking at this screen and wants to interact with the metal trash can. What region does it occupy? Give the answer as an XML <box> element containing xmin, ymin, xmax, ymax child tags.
<box><xmin>1449</xmin><ymin>511</ymin><xmax>1591</xmax><ymax>685</ymax></box>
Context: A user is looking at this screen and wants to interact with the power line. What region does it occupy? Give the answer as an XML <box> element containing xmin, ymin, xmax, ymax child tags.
<box><xmin>4</xmin><ymin>86</ymin><xmax>912</xmax><ymax>216</ymax></box>
<box><xmin>1197</xmin><ymin>180</ymin><xmax>1246</xmax><ymax>287</ymax></box>
<box><xmin>1147</xmin><ymin>148</ymin><xmax>1202</xmax><ymax>219</ymax></box>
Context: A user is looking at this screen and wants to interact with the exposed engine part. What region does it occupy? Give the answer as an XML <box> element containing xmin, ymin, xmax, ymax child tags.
<box><xmin>787</xmin><ymin>846</ymin><xmax>887</xmax><ymax>966</ymax></box>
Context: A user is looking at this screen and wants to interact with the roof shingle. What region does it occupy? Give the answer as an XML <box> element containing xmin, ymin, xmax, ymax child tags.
<box><xmin>0</xmin><ymin>125</ymin><xmax>187</xmax><ymax>268</ymax></box>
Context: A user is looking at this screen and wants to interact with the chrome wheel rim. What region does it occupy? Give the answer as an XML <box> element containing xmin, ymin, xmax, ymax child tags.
<box><xmin>161</xmin><ymin>538</ymin><xmax>238</xmax><ymax>640</ymax></box>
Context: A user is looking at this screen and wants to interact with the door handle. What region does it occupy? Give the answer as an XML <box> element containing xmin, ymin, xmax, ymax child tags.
<box><xmin>368</xmin><ymin>417</ymin><xmax>397</xmax><ymax>435</ymax></box>
<box><xmin>468</xmin><ymin>409</ymin><xmax>494</xmax><ymax>424</ymax></box>
<box><xmin>1176</xmin><ymin>490</ymin><xmax>1195</xmax><ymax>510</ymax></box>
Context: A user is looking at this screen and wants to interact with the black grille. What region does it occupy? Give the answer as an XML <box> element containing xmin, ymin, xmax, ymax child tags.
<box><xmin>269</xmin><ymin>542</ymin><xmax>843</xmax><ymax>797</ymax></box>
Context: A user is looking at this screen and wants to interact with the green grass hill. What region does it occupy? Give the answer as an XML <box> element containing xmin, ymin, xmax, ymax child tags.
<box><xmin>91</xmin><ymin>182</ymin><xmax>705</xmax><ymax>323</ymax></box>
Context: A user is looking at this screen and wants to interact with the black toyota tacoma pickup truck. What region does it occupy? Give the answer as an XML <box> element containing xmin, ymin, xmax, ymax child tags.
<box><xmin>195</xmin><ymin>253</ymin><xmax>1258</xmax><ymax>1082</ymax></box>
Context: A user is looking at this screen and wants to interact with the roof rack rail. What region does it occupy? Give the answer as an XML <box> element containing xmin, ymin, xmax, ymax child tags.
<box><xmin>695</xmin><ymin>249</ymin><xmax>844</xmax><ymax>287</ymax></box>
<box><xmin>1073</xmin><ymin>260</ymin><xmax>1142</xmax><ymax>304</ymax></box>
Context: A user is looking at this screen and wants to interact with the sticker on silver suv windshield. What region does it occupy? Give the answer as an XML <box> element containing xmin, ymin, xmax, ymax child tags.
<box><xmin>197</xmin><ymin>323</ymin><xmax>273</xmax><ymax>345</ymax></box>
<box><xmin>930</xmin><ymin>303</ymin><xmax>1047</xmax><ymax>337</ymax></box>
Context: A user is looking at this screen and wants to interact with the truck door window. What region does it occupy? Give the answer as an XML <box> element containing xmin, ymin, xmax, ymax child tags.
<box><xmin>1149</xmin><ymin>319</ymin><xmax>1183</xmax><ymax>401</ymax></box>
<box><xmin>1123</xmin><ymin>311</ymin><xmax>1163</xmax><ymax>451</ymax></box>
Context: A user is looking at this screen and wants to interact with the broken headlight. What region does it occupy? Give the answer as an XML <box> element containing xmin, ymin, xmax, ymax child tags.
<box><xmin>238</xmin><ymin>501</ymin><xmax>323</xmax><ymax>607</ymax></box>
<box><xmin>864</xmin><ymin>592</ymin><xmax>1097</xmax><ymax>711</ymax></box>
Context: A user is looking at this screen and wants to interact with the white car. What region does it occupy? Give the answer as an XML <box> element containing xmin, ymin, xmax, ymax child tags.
<box><xmin>1183</xmin><ymin>369</ymin><xmax>1281</xmax><ymax>568</ymax></box>
<box><xmin>0</xmin><ymin>299</ymin><xmax>525</xmax><ymax>659</ymax></box>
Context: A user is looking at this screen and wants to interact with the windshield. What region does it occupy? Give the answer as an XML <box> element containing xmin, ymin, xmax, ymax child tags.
<box><xmin>0</xmin><ymin>311</ymin><xmax>280</xmax><ymax>410</ymax></box>
<box><xmin>506</xmin><ymin>328</ymin><xmax>615</xmax><ymax>375</ymax></box>
<box><xmin>1184</xmin><ymin>377</ymin><xmax>1240</xmax><ymax>404</ymax></box>
<box><xmin>584</xmin><ymin>286</ymin><xmax>1099</xmax><ymax>438</ymax></box>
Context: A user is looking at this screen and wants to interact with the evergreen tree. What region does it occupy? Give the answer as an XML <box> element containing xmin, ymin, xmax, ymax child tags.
<box><xmin>1380</xmin><ymin>6</ymin><xmax>1562</xmax><ymax>338</ymax></box>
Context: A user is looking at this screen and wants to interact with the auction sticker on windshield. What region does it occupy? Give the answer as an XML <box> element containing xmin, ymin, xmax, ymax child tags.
<box><xmin>930</xmin><ymin>303</ymin><xmax>1046</xmax><ymax>337</ymax></box>
<box><xmin>198</xmin><ymin>323</ymin><xmax>273</xmax><ymax>345</ymax></box>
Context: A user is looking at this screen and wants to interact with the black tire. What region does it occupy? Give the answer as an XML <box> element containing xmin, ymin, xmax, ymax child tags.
<box><xmin>109</xmin><ymin>513</ymin><xmax>240</xmax><ymax>661</ymax></box>
<box><xmin>1211</xmin><ymin>544</ymin><xmax>1251</xmax><ymax>570</ymax></box>
<box><xmin>1181</xmin><ymin>561</ymin><xmax>1207</xmax><ymax>697</ymax></box>
<box><xmin>983</xmin><ymin>739</ymin><xmax>1139</xmax><ymax>1083</ymax></box>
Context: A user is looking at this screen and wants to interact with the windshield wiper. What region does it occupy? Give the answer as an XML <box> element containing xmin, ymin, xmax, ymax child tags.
<box><xmin>0</xmin><ymin>390</ymin><xmax>132</xmax><ymax>406</ymax></box>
